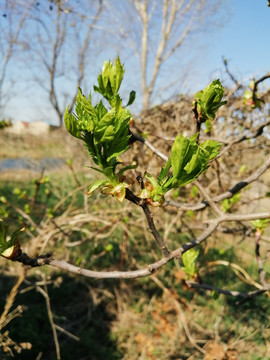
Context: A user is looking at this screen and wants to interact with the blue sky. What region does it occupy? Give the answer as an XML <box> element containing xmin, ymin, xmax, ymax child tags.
<box><xmin>200</xmin><ymin>0</ymin><xmax>270</xmax><ymax>85</ymax></box>
<box><xmin>2</xmin><ymin>0</ymin><xmax>270</xmax><ymax>124</ymax></box>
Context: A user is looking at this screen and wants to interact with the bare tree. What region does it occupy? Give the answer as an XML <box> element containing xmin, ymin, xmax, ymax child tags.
<box><xmin>23</xmin><ymin>0</ymin><xmax>103</xmax><ymax>126</ymax></box>
<box><xmin>104</xmin><ymin>0</ymin><xmax>228</xmax><ymax>111</ymax></box>
<box><xmin>1</xmin><ymin>0</ymin><xmax>229</xmax><ymax>124</ymax></box>
<box><xmin>0</xmin><ymin>0</ymin><xmax>35</xmax><ymax>115</ymax></box>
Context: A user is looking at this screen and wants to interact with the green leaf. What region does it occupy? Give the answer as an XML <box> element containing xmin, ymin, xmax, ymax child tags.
<box><xmin>94</xmin><ymin>101</ymin><xmax>108</xmax><ymax>121</ymax></box>
<box><xmin>105</xmin><ymin>244</ymin><xmax>113</xmax><ymax>252</ymax></box>
<box><xmin>126</xmin><ymin>90</ymin><xmax>136</xmax><ymax>106</ymax></box>
<box><xmin>0</xmin><ymin>196</ymin><xmax>7</xmax><ymax>204</ymax></box>
<box><xmin>145</xmin><ymin>172</ymin><xmax>159</xmax><ymax>190</ymax></box>
<box><xmin>116</xmin><ymin>161</ymin><xmax>137</xmax><ymax>180</ymax></box>
<box><xmin>171</xmin><ymin>134</ymin><xmax>193</xmax><ymax>180</ymax></box>
<box><xmin>143</xmin><ymin>134</ymin><xmax>221</xmax><ymax>206</ymax></box>
<box><xmin>64</xmin><ymin>57</ymin><xmax>135</xmax><ymax>190</ymax></box>
<box><xmin>111</xmin><ymin>56</ymin><xmax>125</xmax><ymax>95</ymax></box>
<box><xmin>94</xmin><ymin>109</ymin><xmax>116</xmax><ymax>142</ymax></box>
<box><xmin>200</xmin><ymin>140</ymin><xmax>221</xmax><ymax>160</ymax></box>
<box><xmin>0</xmin><ymin>221</ymin><xmax>8</xmax><ymax>253</ymax></box>
<box><xmin>64</xmin><ymin>107</ymin><xmax>82</xmax><ymax>139</ymax></box>
<box><xmin>238</xmin><ymin>164</ymin><xmax>247</xmax><ymax>175</ymax></box>
<box><xmin>94</xmin><ymin>56</ymin><xmax>125</xmax><ymax>102</ymax></box>
<box><xmin>221</xmin><ymin>193</ymin><xmax>241</xmax><ymax>212</ymax></box>
<box><xmin>171</xmin><ymin>136</ymin><xmax>221</xmax><ymax>187</ymax></box>
<box><xmin>106</xmin><ymin>140</ymin><xmax>129</xmax><ymax>162</ymax></box>
<box><xmin>251</xmin><ymin>219</ymin><xmax>269</xmax><ymax>231</ymax></box>
<box><xmin>190</xmin><ymin>185</ymin><xmax>198</xmax><ymax>198</ymax></box>
<box><xmin>184</xmin><ymin>147</ymin><xmax>207</xmax><ymax>175</ymax></box>
<box><xmin>47</xmin><ymin>208</ymin><xmax>54</xmax><ymax>219</ymax></box>
<box><xmin>88</xmin><ymin>180</ymin><xmax>108</xmax><ymax>195</ymax></box>
<box><xmin>100</xmin><ymin>125</ymin><xmax>115</xmax><ymax>143</ymax></box>
<box><xmin>195</xmin><ymin>79</ymin><xmax>226</xmax><ymax>120</ymax></box>
<box><xmin>158</xmin><ymin>158</ymin><xmax>171</xmax><ymax>183</ymax></box>
<box><xmin>0</xmin><ymin>222</ymin><xmax>23</xmax><ymax>256</ymax></box>
<box><xmin>203</xmin><ymin>119</ymin><xmax>212</xmax><ymax>134</ymax></box>
<box><xmin>24</xmin><ymin>204</ymin><xmax>30</xmax><ymax>214</ymax></box>
<box><xmin>87</xmin><ymin>166</ymin><xmax>105</xmax><ymax>175</ymax></box>
<box><xmin>182</xmin><ymin>248</ymin><xmax>199</xmax><ymax>277</ymax></box>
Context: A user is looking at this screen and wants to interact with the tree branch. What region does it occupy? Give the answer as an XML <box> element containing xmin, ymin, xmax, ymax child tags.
<box><xmin>186</xmin><ymin>281</ymin><xmax>269</xmax><ymax>299</ymax></box>
<box><xmin>125</xmin><ymin>186</ymin><xmax>171</xmax><ymax>257</ymax></box>
<box><xmin>166</xmin><ymin>156</ymin><xmax>270</xmax><ymax>211</ymax></box>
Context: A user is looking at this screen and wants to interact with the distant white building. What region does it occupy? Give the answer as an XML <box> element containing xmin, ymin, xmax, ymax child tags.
<box><xmin>4</xmin><ymin>121</ymin><xmax>50</xmax><ymax>136</ymax></box>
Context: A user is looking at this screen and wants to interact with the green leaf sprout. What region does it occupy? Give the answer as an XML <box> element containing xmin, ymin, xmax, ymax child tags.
<box><xmin>139</xmin><ymin>134</ymin><xmax>221</xmax><ymax>206</ymax></box>
<box><xmin>64</xmin><ymin>57</ymin><xmax>136</xmax><ymax>202</ymax></box>
<box><xmin>243</xmin><ymin>89</ymin><xmax>261</xmax><ymax>109</ymax></box>
<box><xmin>194</xmin><ymin>79</ymin><xmax>227</xmax><ymax>121</ymax></box>
<box><xmin>221</xmin><ymin>193</ymin><xmax>241</xmax><ymax>212</ymax></box>
<box><xmin>0</xmin><ymin>221</ymin><xmax>23</xmax><ymax>259</ymax></box>
<box><xmin>251</xmin><ymin>219</ymin><xmax>269</xmax><ymax>234</ymax></box>
<box><xmin>65</xmin><ymin>59</ymin><xmax>224</xmax><ymax>206</ymax></box>
<box><xmin>182</xmin><ymin>248</ymin><xmax>199</xmax><ymax>278</ymax></box>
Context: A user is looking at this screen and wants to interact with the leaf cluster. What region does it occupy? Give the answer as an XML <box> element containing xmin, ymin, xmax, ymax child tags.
<box><xmin>140</xmin><ymin>134</ymin><xmax>221</xmax><ymax>206</ymax></box>
<box><xmin>221</xmin><ymin>193</ymin><xmax>241</xmax><ymax>212</ymax></box>
<box><xmin>64</xmin><ymin>57</ymin><xmax>225</xmax><ymax>206</ymax></box>
<box><xmin>64</xmin><ymin>57</ymin><xmax>136</xmax><ymax>200</ymax></box>
<box><xmin>195</xmin><ymin>79</ymin><xmax>227</xmax><ymax>120</ymax></box>
<box><xmin>251</xmin><ymin>219</ymin><xmax>269</xmax><ymax>233</ymax></box>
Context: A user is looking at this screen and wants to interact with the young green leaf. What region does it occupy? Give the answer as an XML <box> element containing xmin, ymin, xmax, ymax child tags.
<box><xmin>88</xmin><ymin>180</ymin><xmax>108</xmax><ymax>196</ymax></box>
<box><xmin>171</xmin><ymin>135</ymin><xmax>221</xmax><ymax>187</ymax></box>
<box><xmin>221</xmin><ymin>193</ymin><xmax>241</xmax><ymax>212</ymax></box>
<box><xmin>195</xmin><ymin>79</ymin><xmax>227</xmax><ymax>121</ymax></box>
<box><xmin>140</xmin><ymin>133</ymin><xmax>221</xmax><ymax>206</ymax></box>
<box><xmin>251</xmin><ymin>219</ymin><xmax>269</xmax><ymax>232</ymax></box>
<box><xmin>64</xmin><ymin>107</ymin><xmax>82</xmax><ymax>139</ymax></box>
<box><xmin>0</xmin><ymin>222</ymin><xmax>23</xmax><ymax>259</ymax></box>
<box><xmin>182</xmin><ymin>248</ymin><xmax>199</xmax><ymax>277</ymax></box>
<box><xmin>94</xmin><ymin>56</ymin><xmax>125</xmax><ymax>102</ymax></box>
<box><xmin>126</xmin><ymin>90</ymin><xmax>136</xmax><ymax>107</ymax></box>
<box><xmin>171</xmin><ymin>134</ymin><xmax>195</xmax><ymax>181</ymax></box>
<box><xmin>65</xmin><ymin>57</ymin><xmax>133</xmax><ymax>188</ymax></box>
<box><xmin>157</xmin><ymin>158</ymin><xmax>171</xmax><ymax>183</ymax></box>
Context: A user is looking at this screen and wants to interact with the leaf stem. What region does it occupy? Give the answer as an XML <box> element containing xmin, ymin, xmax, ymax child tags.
<box><xmin>125</xmin><ymin>188</ymin><xmax>171</xmax><ymax>257</ymax></box>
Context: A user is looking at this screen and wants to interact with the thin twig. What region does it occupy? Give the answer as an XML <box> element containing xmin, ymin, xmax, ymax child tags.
<box><xmin>32</xmin><ymin>168</ymin><xmax>45</xmax><ymax>208</ymax></box>
<box><xmin>254</xmin><ymin>230</ymin><xmax>267</xmax><ymax>287</ymax></box>
<box><xmin>222</xmin><ymin>57</ymin><xmax>243</xmax><ymax>89</ymax></box>
<box><xmin>186</xmin><ymin>282</ymin><xmax>268</xmax><ymax>299</ymax></box>
<box><xmin>129</xmin><ymin>129</ymin><xmax>169</xmax><ymax>162</ymax></box>
<box><xmin>194</xmin><ymin>180</ymin><xmax>223</xmax><ymax>216</ymax></box>
<box><xmin>125</xmin><ymin>187</ymin><xmax>171</xmax><ymax>257</ymax></box>
<box><xmin>6</xmin><ymin>212</ymin><xmax>270</xmax><ymax>280</ymax></box>
<box><xmin>54</xmin><ymin>324</ymin><xmax>80</xmax><ymax>342</ymax></box>
<box><xmin>144</xmin><ymin>139</ymin><xmax>169</xmax><ymax>161</ymax></box>
<box><xmin>67</xmin><ymin>161</ymin><xmax>81</xmax><ymax>188</ymax></box>
<box><xmin>166</xmin><ymin>156</ymin><xmax>270</xmax><ymax>211</ymax></box>
<box><xmin>252</xmin><ymin>73</ymin><xmax>270</xmax><ymax>104</ymax></box>
<box><xmin>37</xmin><ymin>280</ymin><xmax>61</xmax><ymax>360</ymax></box>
